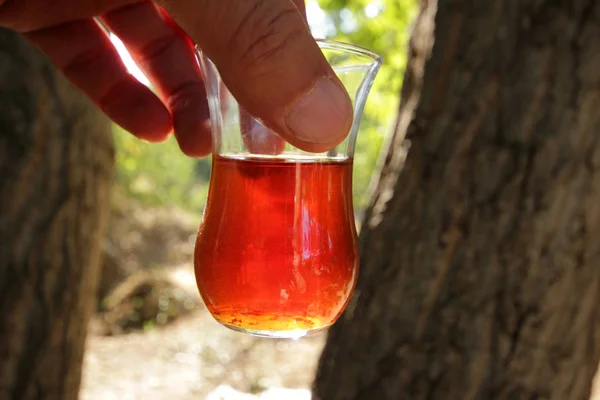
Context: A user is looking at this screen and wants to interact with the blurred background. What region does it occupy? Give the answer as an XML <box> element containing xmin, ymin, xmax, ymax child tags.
<box><xmin>81</xmin><ymin>1</ymin><xmax>417</xmax><ymax>399</ymax></box>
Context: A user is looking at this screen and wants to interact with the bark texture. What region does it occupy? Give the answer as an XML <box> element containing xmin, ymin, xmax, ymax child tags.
<box><xmin>315</xmin><ymin>0</ymin><xmax>600</xmax><ymax>399</ymax></box>
<box><xmin>0</xmin><ymin>30</ymin><xmax>114</xmax><ymax>399</ymax></box>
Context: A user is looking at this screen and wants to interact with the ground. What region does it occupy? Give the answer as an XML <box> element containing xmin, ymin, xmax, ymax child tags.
<box><xmin>81</xmin><ymin>267</ymin><xmax>326</xmax><ymax>400</ymax></box>
<box><xmin>81</xmin><ymin>305</ymin><xmax>600</xmax><ymax>400</ymax></box>
<box><xmin>81</xmin><ymin>276</ymin><xmax>600</xmax><ymax>400</ymax></box>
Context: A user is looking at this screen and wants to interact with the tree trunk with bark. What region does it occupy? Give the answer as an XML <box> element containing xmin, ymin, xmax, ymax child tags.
<box><xmin>315</xmin><ymin>0</ymin><xmax>600</xmax><ymax>399</ymax></box>
<box><xmin>0</xmin><ymin>30</ymin><xmax>114</xmax><ymax>399</ymax></box>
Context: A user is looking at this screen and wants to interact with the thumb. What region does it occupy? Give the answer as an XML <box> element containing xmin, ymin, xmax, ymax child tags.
<box><xmin>291</xmin><ymin>0</ymin><xmax>307</xmax><ymax>19</ymax></box>
<box><xmin>154</xmin><ymin>0</ymin><xmax>353</xmax><ymax>153</ymax></box>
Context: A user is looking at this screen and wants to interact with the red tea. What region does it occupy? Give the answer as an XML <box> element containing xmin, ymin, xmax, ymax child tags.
<box><xmin>194</xmin><ymin>155</ymin><xmax>359</xmax><ymax>336</ymax></box>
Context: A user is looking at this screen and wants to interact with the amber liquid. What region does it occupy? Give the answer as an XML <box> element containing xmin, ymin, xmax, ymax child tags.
<box><xmin>194</xmin><ymin>155</ymin><xmax>359</xmax><ymax>337</ymax></box>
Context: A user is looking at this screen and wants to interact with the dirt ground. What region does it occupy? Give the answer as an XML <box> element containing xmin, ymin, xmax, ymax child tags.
<box><xmin>81</xmin><ymin>306</ymin><xmax>600</xmax><ymax>400</ymax></box>
<box><xmin>81</xmin><ymin>307</ymin><xmax>326</xmax><ymax>399</ymax></box>
<box><xmin>81</xmin><ymin>267</ymin><xmax>326</xmax><ymax>400</ymax></box>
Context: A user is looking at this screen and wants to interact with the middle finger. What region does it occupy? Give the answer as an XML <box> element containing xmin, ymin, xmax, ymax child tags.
<box><xmin>101</xmin><ymin>1</ymin><xmax>212</xmax><ymax>157</ymax></box>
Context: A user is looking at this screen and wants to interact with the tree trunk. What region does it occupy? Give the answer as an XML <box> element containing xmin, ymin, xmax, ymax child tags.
<box><xmin>314</xmin><ymin>0</ymin><xmax>600</xmax><ymax>399</ymax></box>
<box><xmin>0</xmin><ymin>29</ymin><xmax>114</xmax><ymax>399</ymax></box>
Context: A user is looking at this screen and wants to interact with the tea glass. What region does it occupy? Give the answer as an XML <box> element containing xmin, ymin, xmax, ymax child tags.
<box><xmin>194</xmin><ymin>40</ymin><xmax>382</xmax><ymax>338</ymax></box>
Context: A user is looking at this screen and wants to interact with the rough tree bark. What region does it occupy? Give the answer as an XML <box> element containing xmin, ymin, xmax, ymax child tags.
<box><xmin>0</xmin><ymin>30</ymin><xmax>114</xmax><ymax>399</ymax></box>
<box><xmin>315</xmin><ymin>0</ymin><xmax>600</xmax><ymax>399</ymax></box>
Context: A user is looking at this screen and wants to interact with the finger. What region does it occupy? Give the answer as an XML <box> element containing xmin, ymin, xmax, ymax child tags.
<box><xmin>291</xmin><ymin>0</ymin><xmax>306</xmax><ymax>20</ymax></box>
<box><xmin>0</xmin><ymin>0</ymin><xmax>138</xmax><ymax>32</ymax></box>
<box><xmin>155</xmin><ymin>0</ymin><xmax>353</xmax><ymax>154</ymax></box>
<box><xmin>240</xmin><ymin>108</ymin><xmax>287</xmax><ymax>155</ymax></box>
<box><xmin>25</xmin><ymin>19</ymin><xmax>173</xmax><ymax>141</ymax></box>
<box><xmin>101</xmin><ymin>2</ymin><xmax>211</xmax><ymax>157</ymax></box>
<box><xmin>240</xmin><ymin>0</ymin><xmax>303</xmax><ymax>156</ymax></box>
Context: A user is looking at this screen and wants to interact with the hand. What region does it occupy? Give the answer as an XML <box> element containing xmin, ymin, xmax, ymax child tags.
<box><xmin>0</xmin><ymin>0</ymin><xmax>353</xmax><ymax>157</ymax></box>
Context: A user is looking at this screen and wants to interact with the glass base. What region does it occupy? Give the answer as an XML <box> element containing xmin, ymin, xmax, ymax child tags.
<box><xmin>217</xmin><ymin>321</ymin><xmax>330</xmax><ymax>339</ymax></box>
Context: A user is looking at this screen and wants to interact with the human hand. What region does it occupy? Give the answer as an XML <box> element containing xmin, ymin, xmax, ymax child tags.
<box><xmin>0</xmin><ymin>0</ymin><xmax>353</xmax><ymax>157</ymax></box>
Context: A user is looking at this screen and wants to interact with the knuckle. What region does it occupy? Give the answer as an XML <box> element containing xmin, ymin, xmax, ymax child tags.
<box><xmin>167</xmin><ymin>81</ymin><xmax>206</xmax><ymax>111</ymax></box>
<box><xmin>229</xmin><ymin>2</ymin><xmax>306</xmax><ymax>74</ymax></box>
<box><xmin>137</xmin><ymin>33</ymin><xmax>180</xmax><ymax>64</ymax></box>
<box><xmin>61</xmin><ymin>45</ymin><xmax>106</xmax><ymax>79</ymax></box>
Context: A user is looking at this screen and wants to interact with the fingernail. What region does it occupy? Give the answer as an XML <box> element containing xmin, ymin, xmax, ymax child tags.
<box><xmin>285</xmin><ymin>77</ymin><xmax>353</xmax><ymax>144</ymax></box>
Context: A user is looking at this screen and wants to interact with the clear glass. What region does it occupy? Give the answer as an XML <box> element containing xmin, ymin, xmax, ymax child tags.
<box><xmin>194</xmin><ymin>40</ymin><xmax>382</xmax><ymax>338</ymax></box>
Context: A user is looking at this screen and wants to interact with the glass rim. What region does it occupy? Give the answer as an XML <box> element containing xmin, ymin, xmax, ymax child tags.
<box><xmin>315</xmin><ymin>39</ymin><xmax>382</xmax><ymax>66</ymax></box>
<box><xmin>194</xmin><ymin>39</ymin><xmax>382</xmax><ymax>66</ymax></box>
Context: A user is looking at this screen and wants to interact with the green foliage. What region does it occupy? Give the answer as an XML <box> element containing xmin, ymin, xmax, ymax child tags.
<box><xmin>315</xmin><ymin>0</ymin><xmax>417</xmax><ymax>210</ymax></box>
<box><xmin>113</xmin><ymin>126</ymin><xmax>210</xmax><ymax>212</ymax></box>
